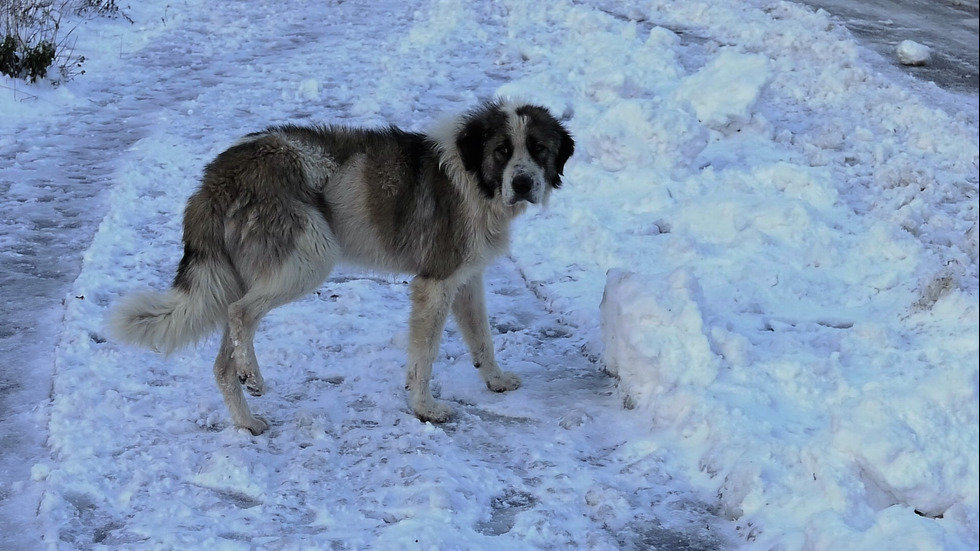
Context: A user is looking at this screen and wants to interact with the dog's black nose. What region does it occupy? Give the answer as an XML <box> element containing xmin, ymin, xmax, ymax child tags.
<box><xmin>512</xmin><ymin>174</ymin><xmax>533</xmax><ymax>198</ymax></box>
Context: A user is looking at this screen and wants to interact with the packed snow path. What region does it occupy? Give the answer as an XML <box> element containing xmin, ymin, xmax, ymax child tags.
<box><xmin>51</xmin><ymin>258</ymin><xmax>733</xmax><ymax>549</ymax></box>
<box><xmin>0</xmin><ymin>5</ymin><xmax>207</xmax><ymax>546</ymax></box>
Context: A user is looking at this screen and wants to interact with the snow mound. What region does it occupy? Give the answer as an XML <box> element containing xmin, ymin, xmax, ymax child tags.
<box><xmin>600</xmin><ymin>269</ymin><xmax>719</xmax><ymax>421</ymax></box>
<box><xmin>674</xmin><ymin>50</ymin><xmax>770</xmax><ymax>130</ymax></box>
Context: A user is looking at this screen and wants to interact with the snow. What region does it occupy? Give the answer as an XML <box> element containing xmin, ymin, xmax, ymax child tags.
<box><xmin>1</xmin><ymin>0</ymin><xmax>977</xmax><ymax>549</ymax></box>
<box><xmin>897</xmin><ymin>40</ymin><xmax>931</xmax><ymax>66</ymax></box>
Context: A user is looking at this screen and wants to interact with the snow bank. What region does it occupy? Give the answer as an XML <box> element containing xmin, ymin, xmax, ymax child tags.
<box><xmin>500</xmin><ymin>0</ymin><xmax>978</xmax><ymax>549</ymax></box>
<box><xmin>600</xmin><ymin>269</ymin><xmax>979</xmax><ymax>549</ymax></box>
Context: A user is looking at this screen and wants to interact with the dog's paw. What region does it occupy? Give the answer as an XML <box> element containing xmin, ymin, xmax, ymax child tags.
<box><xmin>239</xmin><ymin>416</ymin><xmax>269</xmax><ymax>436</ymax></box>
<box><xmin>413</xmin><ymin>400</ymin><xmax>454</xmax><ymax>424</ymax></box>
<box><xmin>238</xmin><ymin>372</ymin><xmax>265</xmax><ymax>397</ymax></box>
<box><xmin>485</xmin><ymin>370</ymin><xmax>522</xmax><ymax>393</ymax></box>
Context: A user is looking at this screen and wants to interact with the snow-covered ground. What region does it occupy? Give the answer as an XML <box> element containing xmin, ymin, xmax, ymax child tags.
<box><xmin>1</xmin><ymin>0</ymin><xmax>977</xmax><ymax>549</ymax></box>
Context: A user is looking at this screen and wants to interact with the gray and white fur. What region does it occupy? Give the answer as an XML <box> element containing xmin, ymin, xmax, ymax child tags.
<box><xmin>110</xmin><ymin>99</ymin><xmax>575</xmax><ymax>434</ymax></box>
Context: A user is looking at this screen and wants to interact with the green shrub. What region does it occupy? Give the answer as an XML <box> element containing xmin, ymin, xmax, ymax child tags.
<box><xmin>77</xmin><ymin>0</ymin><xmax>119</xmax><ymax>17</ymax></box>
<box><xmin>23</xmin><ymin>38</ymin><xmax>55</xmax><ymax>80</ymax></box>
<box><xmin>0</xmin><ymin>34</ymin><xmax>57</xmax><ymax>82</ymax></box>
<box><xmin>0</xmin><ymin>34</ymin><xmax>16</xmax><ymax>74</ymax></box>
<box><xmin>0</xmin><ymin>0</ymin><xmax>111</xmax><ymax>83</ymax></box>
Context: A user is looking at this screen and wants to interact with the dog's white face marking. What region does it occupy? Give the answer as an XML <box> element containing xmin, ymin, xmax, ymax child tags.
<box><xmin>501</xmin><ymin>108</ymin><xmax>551</xmax><ymax>207</ymax></box>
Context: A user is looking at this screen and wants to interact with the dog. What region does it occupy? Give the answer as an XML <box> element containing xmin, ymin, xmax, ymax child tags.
<box><xmin>109</xmin><ymin>99</ymin><xmax>574</xmax><ymax>434</ymax></box>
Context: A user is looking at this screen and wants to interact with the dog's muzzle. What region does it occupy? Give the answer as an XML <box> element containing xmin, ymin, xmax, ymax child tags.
<box><xmin>510</xmin><ymin>174</ymin><xmax>535</xmax><ymax>204</ymax></box>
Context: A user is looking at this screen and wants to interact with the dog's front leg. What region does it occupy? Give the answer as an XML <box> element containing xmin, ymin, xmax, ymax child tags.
<box><xmin>406</xmin><ymin>276</ymin><xmax>456</xmax><ymax>422</ymax></box>
<box><xmin>451</xmin><ymin>272</ymin><xmax>521</xmax><ymax>393</ymax></box>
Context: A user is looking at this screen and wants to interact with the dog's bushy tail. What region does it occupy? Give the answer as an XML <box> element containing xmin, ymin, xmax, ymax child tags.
<box><xmin>109</xmin><ymin>189</ymin><xmax>243</xmax><ymax>354</ymax></box>
<box><xmin>109</xmin><ymin>254</ymin><xmax>241</xmax><ymax>354</ymax></box>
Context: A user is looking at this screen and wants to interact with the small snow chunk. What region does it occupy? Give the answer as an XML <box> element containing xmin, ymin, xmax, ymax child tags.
<box><xmin>585</xmin><ymin>485</ymin><xmax>631</xmax><ymax>531</ymax></box>
<box><xmin>297</xmin><ymin>78</ymin><xmax>321</xmax><ymax>100</ymax></box>
<box><xmin>559</xmin><ymin>409</ymin><xmax>593</xmax><ymax>429</ymax></box>
<box><xmin>896</xmin><ymin>40</ymin><xmax>930</xmax><ymax>66</ymax></box>
<box><xmin>30</xmin><ymin>463</ymin><xmax>51</xmax><ymax>481</ymax></box>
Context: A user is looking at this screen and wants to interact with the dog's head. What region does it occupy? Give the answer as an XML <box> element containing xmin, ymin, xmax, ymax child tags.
<box><xmin>456</xmin><ymin>101</ymin><xmax>575</xmax><ymax>206</ymax></box>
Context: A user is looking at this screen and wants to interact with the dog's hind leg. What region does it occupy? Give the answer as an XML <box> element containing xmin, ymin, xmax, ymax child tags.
<box><xmin>220</xmin><ymin>276</ymin><xmax>330</xmax><ymax>431</ymax></box>
<box><xmin>227</xmin><ymin>289</ymin><xmax>276</xmax><ymax>398</ymax></box>
<box><xmin>219</xmin><ymin>216</ymin><xmax>337</xmax><ymax>433</ymax></box>
<box><xmin>214</xmin><ymin>328</ymin><xmax>269</xmax><ymax>435</ymax></box>
<box><xmin>406</xmin><ymin>276</ymin><xmax>458</xmax><ymax>423</ymax></box>
<box><xmin>451</xmin><ymin>272</ymin><xmax>521</xmax><ymax>393</ymax></box>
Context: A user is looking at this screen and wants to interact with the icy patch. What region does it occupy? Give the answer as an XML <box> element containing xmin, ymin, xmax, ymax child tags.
<box><xmin>475</xmin><ymin>490</ymin><xmax>537</xmax><ymax>536</ymax></box>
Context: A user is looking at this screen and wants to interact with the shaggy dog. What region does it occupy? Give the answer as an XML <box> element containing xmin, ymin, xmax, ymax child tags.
<box><xmin>110</xmin><ymin>100</ymin><xmax>574</xmax><ymax>434</ymax></box>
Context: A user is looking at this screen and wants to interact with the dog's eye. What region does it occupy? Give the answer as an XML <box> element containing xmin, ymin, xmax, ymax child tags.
<box><xmin>494</xmin><ymin>144</ymin><xmax>512</xmax><ymax>158</ymax></box>
<box><xmin>527</xmin><ymin>137</ymin><xmax>547</xmax><ymax>156</ymax></box>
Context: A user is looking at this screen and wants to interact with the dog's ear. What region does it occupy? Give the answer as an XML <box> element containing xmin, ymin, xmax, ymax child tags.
<box><xmin>456</xmin><ymin>118</ymin><xmax>486</xmax><ymax>174</ymax></box>
<box><xmin>553</xmin><ymin>124</ymin><xmax>575</xmax><ymax>187</ymax></box>
<box><xmin>557</xmin><ymin>127</ymin><xmax>575</xmax><ymax>175</ymax></box>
